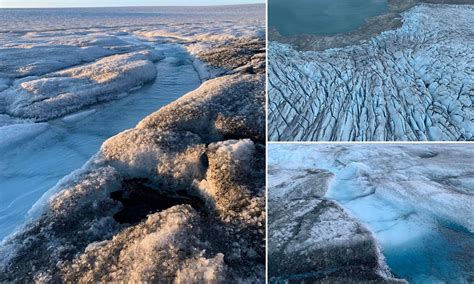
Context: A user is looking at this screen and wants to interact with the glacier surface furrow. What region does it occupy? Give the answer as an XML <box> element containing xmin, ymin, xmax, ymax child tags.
<box><xmin>269</xmin><ymin>4</ymin><xmax>474</xmax><ymax>141</ymax></box>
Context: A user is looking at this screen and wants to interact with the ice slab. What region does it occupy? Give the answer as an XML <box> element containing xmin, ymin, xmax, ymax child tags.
<box><xmin>1</xmin><ymin>51</ymin><xmax>159</xmax><ymax>121</ymax></box>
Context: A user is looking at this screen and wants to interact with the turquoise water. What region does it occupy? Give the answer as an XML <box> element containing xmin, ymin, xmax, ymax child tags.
<box><xmin>268</xmin><ymin>144</ymin><xmax>474</xmax><ymax>283</ymax></box>
<box><xmin>269</xmin><ymin>0</ymin><xmax>388</xmax><ymax>36</ymax></box>
<box><xmin>326</xmin><ymin>169</ymin><xmax>474</xmax><ymax>283</ymax></box>
<box><xmin>384</xmin><ymin>225</ymin><xmax>474</xmax><ymax>283</ymax></box>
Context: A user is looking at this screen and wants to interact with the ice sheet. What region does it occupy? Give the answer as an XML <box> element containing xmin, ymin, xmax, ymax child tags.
<box><xmin>0</xmin><ymin>5</ymin><xmax>265</xmax><ymax>243</ymax></box>
<box><xmin>268</xmin><ymin>4</ymin><xmax>474</xmax><ymax>141</ymax></box>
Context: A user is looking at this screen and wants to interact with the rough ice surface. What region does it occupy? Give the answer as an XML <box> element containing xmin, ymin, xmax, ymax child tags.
<box><xmin>269</xmin><ymin>4</ymin><xmax>474</xmax><ymax>141</ymax></box>
<box><xmin>268</xmin><ymin>167</ymin><xmax>403</xmax><ymax>283</ymax></box>
<box><xmin>268</xmin><ymin>143</ymin><xmax>474</xmax><ymax>283</ymax></box>
<box><xmin>0</xmin><ymin>5</ymin><xmax>265</xmax><ymax>282</ymax></box>
<box><xmin>0</xmin><ymin>74</ymin><xmax>265</xmax><ymax>282</ymax></box>
<box><xmin>0</xmin><ymin>43</ymin><xmax>119</xmax><ymax>79</ymax></box>
<box><xmin>0</xmin><ymin>6</ymin><xmax>264</xmax><ymax>122</ymax></box>
<box><xmin>2</xmin><ymin>51</ymin><xmax>159</xmax><ymax>120</ymax></box>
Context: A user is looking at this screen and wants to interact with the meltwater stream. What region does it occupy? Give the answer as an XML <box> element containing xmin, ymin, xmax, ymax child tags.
<box><xmin>325</xmin><ymin>164</ymin><xmax>474</xmax><ymax>283</ymax></box>
<box><xmin>0</xmin><ymin>42</ymin><xmax>201</xmax><ymax>241</ymax></box>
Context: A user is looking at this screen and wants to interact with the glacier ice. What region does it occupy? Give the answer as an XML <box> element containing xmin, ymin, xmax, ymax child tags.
<box><xmin>268</xmin><ymin>166</ymin><xmax>404</xmax><ymax>283</ymax></box>
<box><xmin>268</xmin><ymin>4</ymin><xmax>474</xmax><ymax>141</ymax></box>
<box><xmin>0</xmin><ymin>4</ymin><xmax>264</xmax><ymax>242</ymax></box>
<box><xmin>0</xmin><ymin>45</ymin><xmax>114</xmax><ymax>79</ymax></box>
<box><xmin>268</xmin><ymin>143</ymin><xmax>474</xmax><ymax>283</ymax></box>
<box><xmin>0</xmin><ymin>5</ymin><xmax>265</xmax><ymax>282</ymax></box>
<box><xmin>0</xmin><ymin>73</ymin><xmax>265</xmax><ymax>282</ymax></box>
<box><xmin>0</xmin><ymin>42</ymin><xmax>204</xmax><ymax>242</ymax></box>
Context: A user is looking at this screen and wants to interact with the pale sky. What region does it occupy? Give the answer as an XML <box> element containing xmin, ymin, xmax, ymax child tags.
<box><xmin>0</xmin><ymin>0</ymin><xmax>264</xmax><ymax>8</ymax></box>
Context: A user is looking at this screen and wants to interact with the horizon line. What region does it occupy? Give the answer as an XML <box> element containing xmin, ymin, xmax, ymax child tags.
<box><xmin>0</xmin><ymin>3</ymin><xmax>264</xmax><ymax>9</ymax></box>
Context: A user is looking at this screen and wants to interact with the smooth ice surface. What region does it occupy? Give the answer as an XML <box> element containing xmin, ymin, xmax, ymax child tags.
<box><xmin>269</xmin><ymin>4</ymin><xmax>474</xmax><ymax>141</ymax></box>
<box><xmin>269</xmin><ymin>0</ymin><xmax>388</xmax><ymax>37</ymax></box>
<box><xmin>268</xmin><ymin>143</ymin><xmax>474</xmax><ymax>283</ymax></box>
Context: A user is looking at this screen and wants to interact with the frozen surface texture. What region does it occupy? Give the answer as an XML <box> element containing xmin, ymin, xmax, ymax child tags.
<box><xmin>0</xmin><ymin>5</ymin><xmax>265</xmax><ymax>282</ymax></box>
<box><xmin>269</xmin><ymin>4</ymin><xmax>474</xmax><ymax>141</ymax></box>
<box><xmin>0</xmin><ymin>74</ymin><xmax>265</xmax><ymax>282</ymax></box>
<box><xmin>0</xmin><ymin>42</ymin><xmax>203</xmax><ymax>242</ymax></box>
<box><xmin>2</xmin><ymin>51</ymin><xmax>159</xmax><ymax>120</ymax></box>
<box><xmin>268</xmin><ymin>143</ymin><xmax>474</xmax><ymax>283</ymax></box>
<box><xmin>268</xmin><ymin>167</ymin><xmax>404</xmax><ymax>283</ymax></box>
<box><xmin>0</xmin><ymin>5</ymin><xmax>265</xmax><ymax>122</ymax></box>
<box><xmin>191</xmin><ymin>38</ymin><xmax>266</xmax><ymax>76</ymax></box>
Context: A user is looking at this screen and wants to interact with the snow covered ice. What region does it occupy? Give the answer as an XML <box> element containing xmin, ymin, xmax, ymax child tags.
<box><xmin>268</xmin><ymin>143</ymin><xmax>474</xmax><ymax>283</ymax></box>
<box><xmin>3</xmin><ymin>51</ymin><xmax>159</xmax><ymax>120</ymax></box>
<box><xmin>268</xmin><ymin>4</ymin><xmax>474</xmax><ymax>141</ymax></box>
<box><xmin>0</xmin><ymin>5</ymin><xmax>265</xmax><ymax>282</ymax></box>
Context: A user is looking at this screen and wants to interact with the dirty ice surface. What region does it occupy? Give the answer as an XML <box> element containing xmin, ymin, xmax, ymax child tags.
<box><xmin>0</xmin><ymin>5</ymin><xmax>264</xmax><ymax>241</ymax></box>
<box><xmin>268</xmin><ymin>143</ymin><xmax>474</xmax><ymax>283</ymax></box>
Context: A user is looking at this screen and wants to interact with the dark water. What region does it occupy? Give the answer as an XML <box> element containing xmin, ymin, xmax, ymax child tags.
<box><xmin>269</xmin><ymin>0</ymin><xmax>388</xmax><ymax>36</ymax></box>
<box><xmin>111</xmin><ymin>179</ymin><xmax>206</xmax><ymax>225</ymax></box>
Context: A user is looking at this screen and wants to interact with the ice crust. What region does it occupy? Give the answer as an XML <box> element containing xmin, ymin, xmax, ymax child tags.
<box><xmin>0</xmin><ymin>5</ymin><xmax>265</xmax><ymax>122</ymax></box>
<box><xmin>268</xmin><ymin>4</ymin><xmax>474</xmax><ymax>141</ymax></box>
<box><xmin>0</xmin><ymin>73</ymin><xmax>265</xmax><ymax>282</ymax></box>
<box><xmin>0</xmin><ymin>6</ymin><xmax>265</xmax><ymax>34</ymax></box>
<box><xmin>268</xmin><ymin>143</ymin><xmax>474</xmax><ymax>282</ymax></box>
<box><xmin>0</xmin><ymin>45</ymin><xmax>115</xmax><ymax>79</ymax></box>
